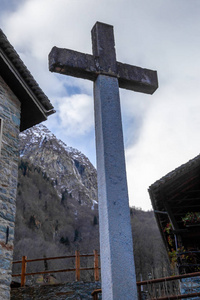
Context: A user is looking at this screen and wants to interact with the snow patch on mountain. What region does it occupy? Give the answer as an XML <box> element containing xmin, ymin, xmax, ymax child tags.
<box><xmin>19</xmin><ymin>123</ymin><xmax>98</xmax><ymax>210</ymax></box>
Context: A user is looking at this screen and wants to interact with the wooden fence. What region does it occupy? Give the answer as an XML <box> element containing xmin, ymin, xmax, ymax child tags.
<box><xmin>92</xmin><ymin>271</ymin><xmax>200</xmax><ymax>299</ymax></box>
<box><xmin>12</xmin><ymin>250</ymin><xmax>100</xmax><ymax>287</ymax></box>
<box><xmin>13</xmin><ymin>252</ymin><xmax>200</xmax><ymax>299</ymax></box>
<box><xmin>137</xmin><ymin>271</ymin><xmax>200</xmax><ymax>300</ymax></box>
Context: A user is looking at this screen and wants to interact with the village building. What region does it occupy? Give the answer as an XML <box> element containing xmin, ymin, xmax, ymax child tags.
<box><xmin>0</xmin><ymin>29</ymin><xmax>54</xmax><ymax>299</ymax></box>
<box><xmin>149</xmin><ymin>154</ymin><xmax>200</xmax><ymax>295</ymax></box>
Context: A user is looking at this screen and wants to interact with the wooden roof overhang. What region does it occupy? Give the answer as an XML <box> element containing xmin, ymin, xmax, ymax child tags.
<box><xmin>149</xmin><ymin>154</ymin><xmax>200</xmax><ymax>252</ymax></box>
<box><xmin>0</xmin><ymin>29</ymin><xmax>55</xmax><ymax>131</ymax></box>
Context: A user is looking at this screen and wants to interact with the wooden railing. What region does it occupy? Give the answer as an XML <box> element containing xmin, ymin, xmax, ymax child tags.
<box><xmin>137</xmin><ymin>271</ymin><xmax>200</xmax><ymax>300</ymax></box>
<box><xmin>92</xmin><ymin>271</ymin><xmax>200</xmax><ymax>300</ymax></box>
<box><xmin>12</xmin><ymin>250</ymin><xmax>100</xmax><ymax>287</ymax></box>
<box><xmin>91</xmin><ymin>288</ymin><xmax>102</xmax><ymax>300</ymax></box>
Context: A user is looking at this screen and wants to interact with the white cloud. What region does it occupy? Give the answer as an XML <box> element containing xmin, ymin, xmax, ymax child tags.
<box><xmin>57</xmin><ymin>94</ymin><xmax>94</xmax><ymax>135</ymax></box>
<box><xmin>1</xmin><ymin>0</ymin><xmax>200</xmax><ymax>210</ymax></box>
<box><xmin>126</xmin><ymin>78</ymin><xmax>200</xmax><ymax>209</ymax></box>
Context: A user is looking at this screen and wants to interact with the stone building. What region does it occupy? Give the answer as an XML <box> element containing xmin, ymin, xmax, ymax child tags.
<box><xmin>0</xmin><ymin>29</ymin><xmax>54</xmax><ymax>299</ymax></box>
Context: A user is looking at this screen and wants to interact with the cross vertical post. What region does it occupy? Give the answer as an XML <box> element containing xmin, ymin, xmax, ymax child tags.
<box><xmin>94</xmin><ymin>74</ymin><xmax>137</xmax><ymax>299</ymax></box>
<box><xmin>92</xmin><ymin>23</ymin><xmax>137</xmax><ymax>299</ymax></box>
<box><xmin>49</xmin><ymin>21</ymin><xmax>158</xmax><ymax>300</ymax></box>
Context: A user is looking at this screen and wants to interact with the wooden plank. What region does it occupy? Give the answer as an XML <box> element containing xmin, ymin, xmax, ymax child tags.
<box><xmin>12</xmin><ymin>260</ymin><xmax>22</xmax><ymax>264</ymax></box>
<box><xmin>94</xmin><ymin>250</ymin><xmax>99</xmax><ymax>281</ymax></box>
<box><xmin>163</xmin><ymin>193</ymin><xmax>179</xmax><ymax>230</ymax></box>
<box><xmin>79</xmin><ymin>267</ymin><xmax>94</xmax><ymax>271</ymax></box>
<box><xmin>75</xmin><ymin>250</ymin><xmax>80</xmax><ymax>281</ymax></box>
<box><xmin>24</xmin><ymin>268</ymin><xmax>76</xmax><ymax>276</ymax></box>
<box><xmin>21</xmin><ymin>256</ymin><xmax>27</xmax><ymax>287</ymax></box>
<box><xmin>26</xmin><ymin>255</ymin><xmax>75</xmax><ymax>262</ymax></box>
<box><xmin>91</xmin><ymin>289</ymin><xmax>102</xmax><ymax>300</ymax></box>
<box><xmin>137</xmin><ymin>285</ymin><xmax>142</xmax><ymax>300</ymax></box>
<box><xmin>13</xmin><ymin>253</ymin><xmax>95</xmax><ymax>264</ymax></box>
<box><xmin>137</xmin><ymin>270</ymin><xmax>200</xmax><ymax>286</ymax></box>
<box><xmin>151</xmin><ymin>292</ymin><xmax>200</xmax><ymax>300</ymax></box>
<box><xmin>12</xmin><ymin>274</ymin><xmax>21</xmax><ymax>277</ymax></box>
<box><xmin>13</xmin><ymin>267</ymin><xmax>100</xmax><ymax>278</ymax></box>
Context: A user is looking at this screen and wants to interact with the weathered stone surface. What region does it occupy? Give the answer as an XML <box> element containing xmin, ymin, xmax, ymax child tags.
<box><xmin>181</xmin><ymin>276</ymin><xmax>200</xmax><ymax>299</ymax></box>
<box><xmin>0</xmin><ymin>75</ymin><xmax>21</xmax><ymax>300</ymax></box>
<box><xmin>49</xmin><ymin>22</ymin><xmax>158</xmax><ymax>95</ymax></box>
<box><xmin>91</xmin><ymin>22</ymin><xmax>117</xmax><ymax>75</ymax></box>
<box><xmin>49</xmin><ymin>47</ymin><xmax>97</xmax><ymax>81</ymax></box>
<box><xmin>0</xmin><ymin>258</ymin><xmax>11</xmax><ymax>269</ymax></box>
<box><xmin>94</xmin><ymin>75</ymin><xmax>137</xmax><ymax>299</ymax></box>
<box><xmin>11</xmin><ymin>281</ymin><xmax>101</xmax><ymax>300</ymax></box>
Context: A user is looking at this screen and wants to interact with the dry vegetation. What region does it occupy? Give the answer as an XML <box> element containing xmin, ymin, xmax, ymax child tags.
<box><xmin>13</xmin><ymin>159</ymin><xmax>170</xmax><ymax>284</ymax></box>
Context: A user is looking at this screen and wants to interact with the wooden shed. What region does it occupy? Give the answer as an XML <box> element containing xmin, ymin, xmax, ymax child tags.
<box><xmin>149</xmin><ymin>154</ymin><xmax>200</xmax><ymax>273</ymax></box>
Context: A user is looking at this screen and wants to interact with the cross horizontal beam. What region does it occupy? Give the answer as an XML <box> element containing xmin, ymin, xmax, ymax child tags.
<box><xmin>49</xmin><ymin>46</ymin><xmax>158</xmax><ymax>94</ymax></box>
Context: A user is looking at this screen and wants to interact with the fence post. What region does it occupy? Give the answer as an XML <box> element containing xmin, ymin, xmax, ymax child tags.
<box><xmin>75</xmin><ymin>250</ymin><xmax>80</xmax><ymax>281</ymax></box>
<box><xmin>137</xmin><ymin>284</ymin><xmax>142</xmax><ymax>300</ymax></box>
<box><xmin>94</xmin><ymin>249</ymin><xmax>99</xmax><ymax>281</ymax></box>
<box><xmin>21</xmin><ymin>256</ymin><xmax>27</xmax><ymax>287</ymax></box>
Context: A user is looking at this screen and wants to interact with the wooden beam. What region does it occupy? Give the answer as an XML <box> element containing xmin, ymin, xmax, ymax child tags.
<box><xmin>163</xmin><ymin>197</ymin><xmax>179</xmax><ymax>230</ymax></box>
<box><xmin>94</xmin><ymin>250</ymin><xmax>99</xmax><ymax>281</ymax></box>
<box><xmin>75</xmin><ymin>250</ymin><xmax>80</xmax><ymax>281</ymax></box>
<box><xmin>21</xmin><ymin>256</ymin><xmax>27</xmax><ymax>287</ymax></box>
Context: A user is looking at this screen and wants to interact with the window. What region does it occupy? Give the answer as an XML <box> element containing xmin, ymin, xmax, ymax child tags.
<box><xmin>0</xmin><ymin>118</ymin><xmax>3</xmax><ymax>155</ymax></box>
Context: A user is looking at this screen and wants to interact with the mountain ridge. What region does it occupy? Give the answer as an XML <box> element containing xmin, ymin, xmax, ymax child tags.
<box><xmin>19</xmin><ymin>124</ymin><xmax>98</xmax><ymax>209</ymax></box>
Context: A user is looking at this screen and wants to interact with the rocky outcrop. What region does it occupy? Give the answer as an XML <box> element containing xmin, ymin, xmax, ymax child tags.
<box><xmin>19</xmin><ymin>124</ymin><xmax>98</xmax><ymax>210</ymax></box>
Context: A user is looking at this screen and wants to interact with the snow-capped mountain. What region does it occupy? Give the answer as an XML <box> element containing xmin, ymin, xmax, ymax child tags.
<box><xmin>19</xmin><ymin>124</ymin><xmax>98</xmax><ymax>209</ymax></box>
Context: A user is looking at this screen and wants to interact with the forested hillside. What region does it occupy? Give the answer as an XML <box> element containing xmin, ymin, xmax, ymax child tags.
<box><xmin>130</xmin><ymin>208</ymin><xmax>171</xmax><ymax>280</ymax></box>
<box><xmin>12</xmin><ymin>125</ymin><xmax>170</xmax><ymax>283</ymax></box>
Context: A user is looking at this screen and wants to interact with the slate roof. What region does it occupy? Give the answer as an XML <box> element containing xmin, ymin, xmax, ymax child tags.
<box><xmin>0</xmin><ymin>29</ymin><xmax>55</xmax><ymax>131</ymax></box>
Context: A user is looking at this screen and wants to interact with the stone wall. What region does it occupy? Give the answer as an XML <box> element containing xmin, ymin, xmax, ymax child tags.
<box><xmin>180</xmin><ymin>276</ymin><xmax>200</xmax><ymax>300</ymax></box>
<box><xmin>11</xmin><ymin>282</ymin><xmax>101</xmax><ymax>299</ymax></box>
<box><xmin>0</xmin><ymin>75</ymin><xmax>21</xmax><ymax>299</ymax></box>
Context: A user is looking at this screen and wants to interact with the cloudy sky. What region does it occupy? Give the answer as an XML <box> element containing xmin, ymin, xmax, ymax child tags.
<box><xmin>1</xmin><ymin>0</ymin><xmax>200</xmax><ymax>210</ymax></box>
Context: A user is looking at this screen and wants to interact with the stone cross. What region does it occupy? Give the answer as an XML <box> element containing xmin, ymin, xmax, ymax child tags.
<box><xmin>49</xmin><ymin>22</ymin><xmax>158</xmax><ymax>300</ymax></box>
